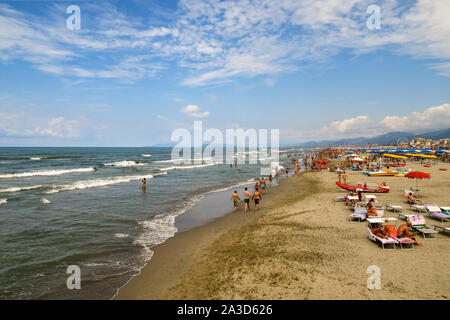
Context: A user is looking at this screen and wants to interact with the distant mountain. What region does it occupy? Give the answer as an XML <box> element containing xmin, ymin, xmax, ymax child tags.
<box><xmin>296</xmin><ymin>128</ymin><xmax>450</xmax><ymax>147</ymax></box>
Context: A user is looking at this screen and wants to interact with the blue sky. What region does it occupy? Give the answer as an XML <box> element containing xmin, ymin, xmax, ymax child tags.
<box><xmin>0</xmin><ymin>0</ymin><xmax>449</xmax><ymax>146</ymax></box>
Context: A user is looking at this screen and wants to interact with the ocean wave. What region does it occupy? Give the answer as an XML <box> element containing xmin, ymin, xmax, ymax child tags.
<box><xmin>0</xmin><ymin>185</ymin><xmax>44</xmax><ymax>193</ymax></box>
<box><xmin>103</xmin><ymin>161</ymin><xmax>146</xmax><ymax>167</ymax></box>
<box><xmin>43</xmin><ymin>174</ymin><xmax>163</xmax><ymax>194</ymax></box>
<box><xmin>0</xmin><ymin>198</ymin><xmax>7</xmax><ymax>205</ymax></box>
<box><xmin>206</xmin><ymin>179</ymin><xmax>257</xmax><ymax>194</ymax></box>
<box><xmin>40</xmin><ymin>198</ymin><xmax>51</xmax><ymax>204</ymax></box>
<box><xmin>114</xmin><ymin>233</ymin><xmax>130</xmax><ymax>239</ymax></box>
<box><xmin>0</xmin><ymin>168</ymin><xmax>95</xmax><ymax>179</ymax></box>
<box><xmin>30</xmin><ymin>157</ymin><xmax>42</xmax><ymax>161</ymax></box>
<box><xmin>140</xmin><ymin>154</ymin><xmax>151</xmax><ymax>157</ymax></box>
<box><xmin>161</xmin><ymin>162</ymin><xmax>217</xmax><ymax>171</ymax></box>
<box><xmin>134</xmin><ymin>194</ymin><xmax>203</xmax><ymax>250</ymax></box>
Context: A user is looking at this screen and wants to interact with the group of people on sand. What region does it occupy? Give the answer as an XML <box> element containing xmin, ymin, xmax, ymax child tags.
<box><xmin>230</xmin><ymin>175</ymin><xmax>274</xmax><ymax>212</ymax></box>
<box><xmin>370</xmin><ymin>221</ymin><xmax>423</xmax><ymax>246</ymax></box>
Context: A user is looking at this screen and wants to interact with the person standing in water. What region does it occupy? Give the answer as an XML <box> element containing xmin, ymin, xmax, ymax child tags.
<box><xmin>230</xmin><ymin>190</ymin><xmax>240</xmax><ymax>212</ymax></box>
<box><xmin>252</xmin><ymin>188</ymin><xmax>261</xmax><ymax>211</ymax></box>
<box><xmin>243</xmin><ymin>187</ymin><xmax>251</xmax><ymax>212</ymax></box>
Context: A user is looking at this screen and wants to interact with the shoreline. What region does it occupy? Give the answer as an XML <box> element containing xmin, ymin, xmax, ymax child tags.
<box><xmin>113</xmin><ymin>172</ymin><xmax>294</xmax><ymax>299</ymax></box>
<box><xmin>115</xmin><ymin>162</ymin><xmax>449</xmax><ymax>299</ymax></box>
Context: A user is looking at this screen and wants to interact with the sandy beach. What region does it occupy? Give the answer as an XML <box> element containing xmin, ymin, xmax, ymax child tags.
<box><xmin>115</xmin><ymin>162</ymin><xmax>450</xmax><ymax>300</ymax></box>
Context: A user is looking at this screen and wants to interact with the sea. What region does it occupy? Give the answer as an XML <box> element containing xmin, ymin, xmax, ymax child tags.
<box><xmin>0</xmin><ymin>147</ymin><xmax>310</xmax><ymax>299</ymax></box>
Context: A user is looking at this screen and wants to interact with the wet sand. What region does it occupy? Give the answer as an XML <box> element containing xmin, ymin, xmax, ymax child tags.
<box><xmin>115</xmin><ymin>162</ymin><xmax>450</xmax><ymax>299</ymax></box>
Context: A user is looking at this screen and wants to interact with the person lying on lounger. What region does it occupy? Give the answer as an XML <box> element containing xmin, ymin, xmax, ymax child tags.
<box><xmin>407</xmin><ymin>193</ymin><xmax>423</xmax><ymax>205</ymax></box>
<box><xmin>367</xmin><ymin>203</ymin><xmax>378</xmax><ymax>217</ymax></box>
<box><xmin>397</xmin><ymin>222</ymin><xmax>423</xmax><ymax>246</ymax></box>
<box><xmin>371</xmin><ymin>223</ymin><xmax>388</xmax><ymax>239</ymax></box>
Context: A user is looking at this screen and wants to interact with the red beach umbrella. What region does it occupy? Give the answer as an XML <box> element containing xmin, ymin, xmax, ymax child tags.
<box><xmin>405</xmin><ymin>171</ymin><xmax>431</xmax><ymax>191</ymax></box>
<box><xmin>405</xmin><ymin>171</ymin><xmax>431</xmax><ymax>179</ymax></box>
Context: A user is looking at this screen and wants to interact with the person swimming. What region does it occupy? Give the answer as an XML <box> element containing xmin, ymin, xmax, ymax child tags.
<box><xmin>230</xmin><ymin>190</ymin><xmax>240</xmax><ymax>212</ymax></box>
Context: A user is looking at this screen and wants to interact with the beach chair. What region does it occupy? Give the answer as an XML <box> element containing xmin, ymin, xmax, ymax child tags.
<box><xmin>387</xmin><ymin>205</ymin><xmax>403</xmax><ymax>213</ymax></box>
<box><xmin>439</xmin><ymin>206</ymin><xmax>450</xmax><ymax>215</ymax></box>
<box><xmin>406</xmin><ymin>215</ymin><xmax>438</xmax><ymax>240</ymax></box>
<box><xmin>433</xmin><ymin>224</ymin><xmax>450</xmax><ymax>234</ymax></box>
<box><xmin>383</xmin><ymin>224</ymin><xmax>416</xmax><ymax>250</ymax></box>
<box><xmin>424</xmin><ymin>204</ymin><xmax>450</xmax><ymax>223</ymax></box>
<box><xmin>410</xmin><ymin>204</ymin><xmax>426</xmax><ymax>213</ymax></box>
<box><xmin>375</xmin><ymin>206</ymin><xmax>385</xmax><ymax>217</ymax></box>
<box><xmin>367</xmin><ymin>227</ymin><xmax>396</xmax><ymax>250</ymax></box>
<box><xmin>349</xmin><ymin>205</ymin><xmax>366</xmax><ymax>222</ymax></box>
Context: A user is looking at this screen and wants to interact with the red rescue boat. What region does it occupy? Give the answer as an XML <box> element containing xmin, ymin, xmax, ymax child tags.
<box><xmin>335</xmin><ymin>181</ymin><xmax>390</xmax><ymax>193</ymax></box>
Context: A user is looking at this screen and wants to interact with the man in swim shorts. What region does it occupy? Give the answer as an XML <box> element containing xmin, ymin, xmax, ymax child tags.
<box><xmin>285</xmin><ymin>167</ymin><xmax>289</xmax><ymax>176</ymax></box>
<box><xmin>260</xmin><ymin>177</ymin><xmax>266</xmax><ymax>195</ymax></box>
<box><xmin>230</xmin><ymin>190</ymin><xmax>240</xmax><ymax>212</ymax></box>
<box><xmin>141</xmin><ymin>178</ymin><xmax>147</xmax><ymax>191</ymax></box>
<box><xmin>268</xmin><ymin>174</ymin><xmax>273</xmax><ymax>186</ymax></box>
<box><xmin>252</xmin><ymin>189</ymin><xmax>261</xmax><ymax>211</ymax></box>
<box><xmin>243</xmin><ymin>187</ymin><xmax>250</xmax><ymax>212</ymax></box>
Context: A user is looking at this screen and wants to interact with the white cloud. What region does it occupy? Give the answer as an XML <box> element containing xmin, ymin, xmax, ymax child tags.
<box><xmin>380</xmin><ymin>103</ymin><xmax>450</xmax><ymax>131</ymax></box>
<box><xmin>324</xmin><ymin>115</ymin><xmax>370</xmax><ymax>133</ymax></box>
<box><xmin>1</xmin><ymin>1</ymin><xmax>450</xmax><ymax>85</ymax></box>
<box><xmin>180</xmin><ymin>104</ymin><xmax>210</xmax><ymax>118</ymax></box>
<box><xmin>156</xmin><ymin>114</ymin><xmax>168</xmax><ymax>120</ymax></box>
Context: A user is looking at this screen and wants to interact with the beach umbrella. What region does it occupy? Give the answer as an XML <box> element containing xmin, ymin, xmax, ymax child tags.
<box><xmin>405</xmin><ymin>171</ymin><xmax>431</xmax><ymax>191</ymax></box>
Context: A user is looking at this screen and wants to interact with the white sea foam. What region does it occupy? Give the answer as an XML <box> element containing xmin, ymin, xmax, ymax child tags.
<box><xmin>206</xmin><ymin>179</ymin><xmax>257</xmax><ymax>194</ymax></box>
<box><xmin>161</xmin><ymin>162</ymin><xmax>217</xmax><ymax>171</ymax></box>
<box><xmin>114</xmin><ymin>233</ymin><xmax>130</xmax><ymax>239</ymax></box>
<box><xmin>153</xmin><ymin>159</ymin><xmax>182</xmax><ymax>164</ymax></box>
<box><xmin>30</xmin><ymin>157</ymin><xmax>42</xmax><ymax>161</ymax></box>
<box><xmin>134</xmin><ymin>194</ymin><xmax>203</xmax><ymax>250</ymax></box>
<box><xmin>0</xmin><ymin>168</ymin><xmax>94</xmax><ymax>179</ymax></box>
<box><xmin>103</xmin><ymin>161</ymin><xmax>145</xmax><ymax>167</ymax></box>
<box><xmin>0</xmin><ymin>198</ymin><xmax>7</xmax><ymax>205</ymax></box>
<box><xmin>0</xmin><ymin>185</ymin><xmax>43</xmax><ymax>193</ymax></box>
<box><xmin>40</xmin><ymin>198</ymin><xmax>51</xmax><ymax>204</ymax></box>
<box><xmin>140</xmin><ymin>154</ymin><xmax>151</xmax><ymax>157</ymax></box>
<box><xmin>44</xmin><ymin>174</ymin><xmax>160</xmax><ymax>194</ymax></box>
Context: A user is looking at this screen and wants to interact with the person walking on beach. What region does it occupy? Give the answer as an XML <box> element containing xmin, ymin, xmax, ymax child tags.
<box><xmin>260</xmin><ymin>177</ymin><xmax>266</xmax><ymax>195</ymax></box>
<box><xmin>243</xmin><ymin>187</ymin><xmax>251</xmax><ymax>212</ymax></box>
<box><xmin>254</xmin><ymin>182</ymin><xmax>259</xmax><ymax>191</ymax></box>
<box><xmin>231</xmin><ymin>190</ymin><xmax>240</xmax><ymax>212</ymax></box>
<box><xmin>252</xmin><ymin>189</ymin><xmax>261</xmax><ymax>211</ymax></box>
<box><xmin>285</xmin><ymin>167</ymin><xmax>289</xmax><ymax>177</ymax></box>
<box><xmin>342</xmin><ymin>171</ymin><xmax>347</xmax><ymax>184</ymax></box>
<box><xmin>268</xmin><ymin>174</ymin><xmax>273</xmax><ymax>186</ymax></box>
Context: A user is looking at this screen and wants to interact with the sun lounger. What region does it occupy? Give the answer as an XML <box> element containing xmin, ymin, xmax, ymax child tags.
<box><xmin>387</xmin><ymin>205</ymin><xmax>403</xmax><ymax>213</ymax></box>
<box><xmin>383</xmin><ymin>225</ymin><xmax>416</xmax><ymax>250</ymax></box>
<box><xmin>433</xmin><ymin>224</ymin><xmax>450</xmax><ymax>233</ymax></box>
<box><xmin>349</xmin><ymin>205</ymin><xmax>367</xmax><ymax>222</ymax></box>
<box><xmin>439</xmin><ymin>206</ymin><xmax>450</xmax><ymax>215</ymax></box>
<box><xmin>367</xmin><ymin>228</ymin><xmax>396</xmax><ymax>250</ymax></box>
<box><xmin>406</xmin><ymin>215</ymin><xmax>438</xmax><ymax>240</ymax></box>
<box><xmin>424</xmin><ymin>204</ymin><xmax>450</xmax><ymax>223</ymax></box>
<box><xmin>410</xmin><ymin>204</ymin><xmax>426</xmax><ymax>213</ymax></box>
